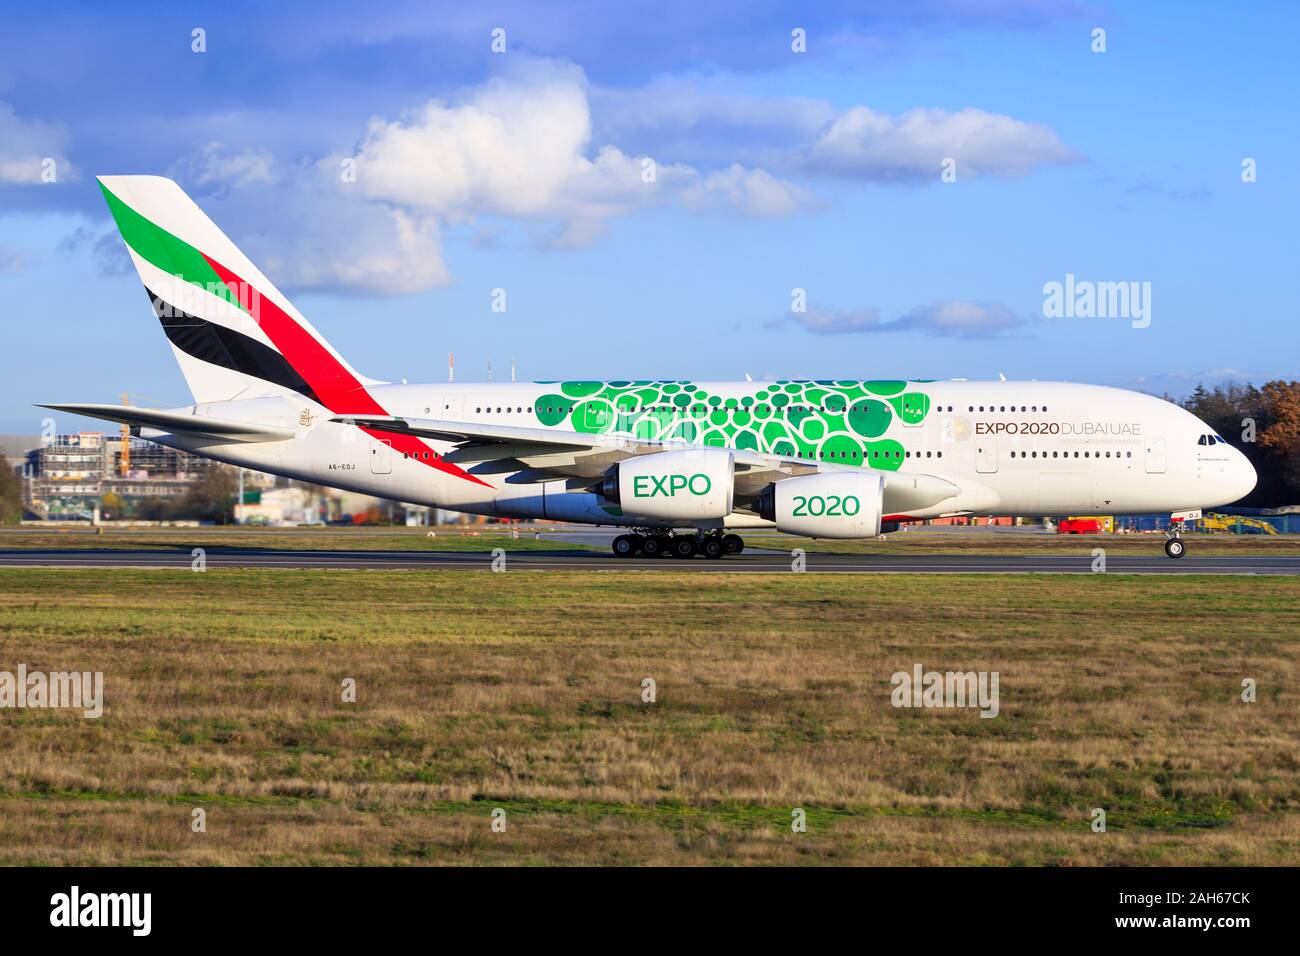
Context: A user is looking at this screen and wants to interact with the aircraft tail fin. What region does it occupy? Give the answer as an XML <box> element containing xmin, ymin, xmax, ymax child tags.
<box><xmin>97</xmin><ymin>175</ymin><xmax>384</xmax><ymax>412</ymax></box>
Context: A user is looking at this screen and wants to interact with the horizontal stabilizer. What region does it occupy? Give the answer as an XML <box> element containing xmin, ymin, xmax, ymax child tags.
<box><xmin>37</xmin><ymin>403</ymin><xmax>296</xmax><ymax>443</ymax></box>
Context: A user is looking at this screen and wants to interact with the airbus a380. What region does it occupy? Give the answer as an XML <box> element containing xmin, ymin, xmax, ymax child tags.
<box><xmin>43</xmin><ymin>176</ymin><xmax>1257</xmax><ymax>560</ymax></box>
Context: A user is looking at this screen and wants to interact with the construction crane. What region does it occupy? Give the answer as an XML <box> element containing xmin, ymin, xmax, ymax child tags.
<box><xmin>119</xmin><ymin>391</ymin><xmax>131</xmax><ymax>477</ymax></box>
<box><xmin>114</xmin><ymin>391</ymin><xmax>174</xmax><ymax>478</ymax></box>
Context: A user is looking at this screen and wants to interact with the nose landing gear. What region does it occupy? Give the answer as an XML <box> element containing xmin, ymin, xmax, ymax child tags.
<box><xmin>1164</xmin><ymin>520</ymin><xmax>1186</xmax><ymax>559</ymax></box>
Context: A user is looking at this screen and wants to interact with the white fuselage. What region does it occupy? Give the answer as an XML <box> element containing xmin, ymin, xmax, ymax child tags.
<box><xmin>145</xmin><ymin>380</ymin><xmax>1257</xmax><ymax>528</ymax></box>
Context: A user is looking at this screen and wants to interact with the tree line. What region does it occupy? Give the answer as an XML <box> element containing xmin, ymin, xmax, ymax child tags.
<box><xmin>1173</xmin><ymin>380</ymin><xmax>1300</xmax><ymax>507</ymax></box>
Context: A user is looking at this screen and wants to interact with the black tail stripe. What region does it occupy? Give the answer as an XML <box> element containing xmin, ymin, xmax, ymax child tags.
<box><xmin>144</xmin><ymin>288</ymin><xmax>322</xmax><ymax>405</ymax></box>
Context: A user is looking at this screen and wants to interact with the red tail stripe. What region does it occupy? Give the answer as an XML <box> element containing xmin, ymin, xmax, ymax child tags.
<box><xmin>202</xmin><ymin>253</ymin><xmax>491</xmax><ymax>488</ymax></box>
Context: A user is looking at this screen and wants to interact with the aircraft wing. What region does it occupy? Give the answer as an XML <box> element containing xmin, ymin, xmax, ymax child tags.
<box><xmin>334</xmin><ymin>414</ymin><xmax>960</xmax><ymax>511</ymax></box>
<box><xmin>38</xmin><ymin>403</ymin><xmax>297</xmax><ymax>443</ymax></box>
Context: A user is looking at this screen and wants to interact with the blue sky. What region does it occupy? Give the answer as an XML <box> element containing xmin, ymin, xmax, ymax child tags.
<box><xmin>1</xmin><ymin>0</ymin><xmax>1296</xmax><ymax>432</ymax></box>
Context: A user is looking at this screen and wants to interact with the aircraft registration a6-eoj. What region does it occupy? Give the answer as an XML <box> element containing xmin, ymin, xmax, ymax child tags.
<box><xmin>45</xmin><ymin>176</ymin><xmax>1257</xmax><ymax>560</ymax></box>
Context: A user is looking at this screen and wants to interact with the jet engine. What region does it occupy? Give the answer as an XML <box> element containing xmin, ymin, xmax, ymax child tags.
<box><xmin>599</xmin><ymin>449</ymin><xmax>734</xmax><ymax>521</ymax></box>
<box><xmin>754</xmin><ymin>471</ymin><xmax>885</xmax><ymax>538</ymax></box>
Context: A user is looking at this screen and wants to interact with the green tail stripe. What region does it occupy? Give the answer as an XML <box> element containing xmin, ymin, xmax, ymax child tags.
<box><xmin>98</xmin><ymin>181</ymin><xmax>241</xmax><ymax>311</ymax></box>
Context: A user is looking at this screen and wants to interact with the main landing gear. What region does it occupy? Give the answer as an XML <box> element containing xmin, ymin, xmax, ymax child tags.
<box><xmin>611</xmin><ymin>531</ymin><xmax>745</xmax><ymax>560</ymax></box>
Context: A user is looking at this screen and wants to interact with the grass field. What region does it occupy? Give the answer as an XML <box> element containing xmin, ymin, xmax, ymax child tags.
<box><xmin>1</xmin><ymin>568</ymin><xmax>1297</xmax><ymax>865</ymax></box>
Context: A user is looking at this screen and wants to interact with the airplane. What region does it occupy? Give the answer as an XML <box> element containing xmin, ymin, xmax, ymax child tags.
<box><xmin>42</xmin><ymin>176</ymin><xmax>1257</xmax><ymax>560</ymax></box>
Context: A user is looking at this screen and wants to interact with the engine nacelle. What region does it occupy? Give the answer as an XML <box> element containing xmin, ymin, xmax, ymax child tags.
<box><xmin>600</xmin><ymin>449</ymin><xmax>734</xmax><ymax>521</ymax></box>
<box><xmin>755</xmin><ymin>472</ymin><xmax>884</xmax><ymax>538</ymax></box>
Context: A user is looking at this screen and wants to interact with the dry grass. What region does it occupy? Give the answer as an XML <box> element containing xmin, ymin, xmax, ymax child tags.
<box><xmin>0</xmin><ymin>568</ymin><xmax>1297</xmax><ymax>865</ymax></box>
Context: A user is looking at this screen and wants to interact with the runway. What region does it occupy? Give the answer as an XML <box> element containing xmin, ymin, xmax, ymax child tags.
<box><xmin>2</xmin><ymin>548</ymin><xmax>1299</xmax><ymax>574</ymax></box>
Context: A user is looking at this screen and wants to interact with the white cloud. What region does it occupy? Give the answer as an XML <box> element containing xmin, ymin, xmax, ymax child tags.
<box><xmin>780</xmin><ymin>300</ymin><xmax>1022</xmax><ymax>338</ymax></box>
<box><xmin>780</xmin><ymin>307</ymin><xmax>884</xmax><ymax>335</ymax></box>
<box><xmin>134</xmin><ymin>63</ymin><xmax>1074</xmax><ymax>297</ymax></box>
<box><xmin>898</xmin><ymin>300</ymin><xmax>1023</xmax><ymax>337</ymax></box>
<box><xmin>174</xmin><ymin>142</ymin><xmax>277</xmax><ymax>188</ymax></box>
<box><xmin>591</xmin><ymin>79</ymin><xmax>1078</xmax><ymax>183</ymax></box>
<box><xmin>682</xmin><ymin>164</ymin><xmax>810</xmax><ymax>218</ymax></box>
<box><xmin>0</xmin><ymin>101</ymin><xmax>74</xmax><ymax>183</ymax></box>
<box><xmin>338</xmin><ymin>59</ymin><xmax>809</xmax><ymax>250</ymax></box>
<box><xmin>805</xmin><ymin>105</ymin><xmax>1077</xmax><ymax>181</ymax></box>
<box><xmin>246</xmin><ymin>186</ymin><xmax>449</xmax><ymax>296</ymax></box>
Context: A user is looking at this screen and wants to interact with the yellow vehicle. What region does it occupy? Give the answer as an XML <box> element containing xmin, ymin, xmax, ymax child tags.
<box><xmin>1200</xmin><ymin>513</ymin><xmax>1279</xmax><ymax>534</ymax></box>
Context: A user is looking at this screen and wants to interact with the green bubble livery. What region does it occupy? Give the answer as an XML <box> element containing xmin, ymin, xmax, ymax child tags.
<box><xmin>533</xmin><ymin>379</ymin><xmax>935</xmax><ymax>472</ymax></box>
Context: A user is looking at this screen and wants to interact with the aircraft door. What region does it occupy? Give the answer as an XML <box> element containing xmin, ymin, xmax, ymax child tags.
<box><xmin>976</xmin><ymin>439</ymin><xmax>998</xmax><ymax>474</ymax></box>
<box><xmin>370</xmin><ymin>437</ymin><xmax>392</xmax><ymax>475</ymax></box>
<box><xmin>1145</xmin><ymin>438</ymin><xmax>1167</xmax><ymax>474</ymax></box>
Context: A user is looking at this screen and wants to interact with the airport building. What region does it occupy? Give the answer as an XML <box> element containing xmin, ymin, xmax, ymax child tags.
<box><xmin>11</xmin><ymin>431</ymin><xmax>434</xmax><ymax>526</ymax></box>
<box><xmin>19</xmin><ymin>432</ymin><xmax>229</xmax><ymax>521</ymax></box>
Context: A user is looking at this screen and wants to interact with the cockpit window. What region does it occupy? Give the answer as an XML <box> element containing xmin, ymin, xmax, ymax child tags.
<box><xmin>1198</xmin><ymin>435</ymin><xmax>1207</xmax><ymax>445</ymax></box>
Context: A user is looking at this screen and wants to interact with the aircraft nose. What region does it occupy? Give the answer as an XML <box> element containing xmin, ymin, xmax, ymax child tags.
<box><xmin>1228</xmin><ymin>448</ymin><xmax>1257</xmax><ymax>502</ymax></box>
